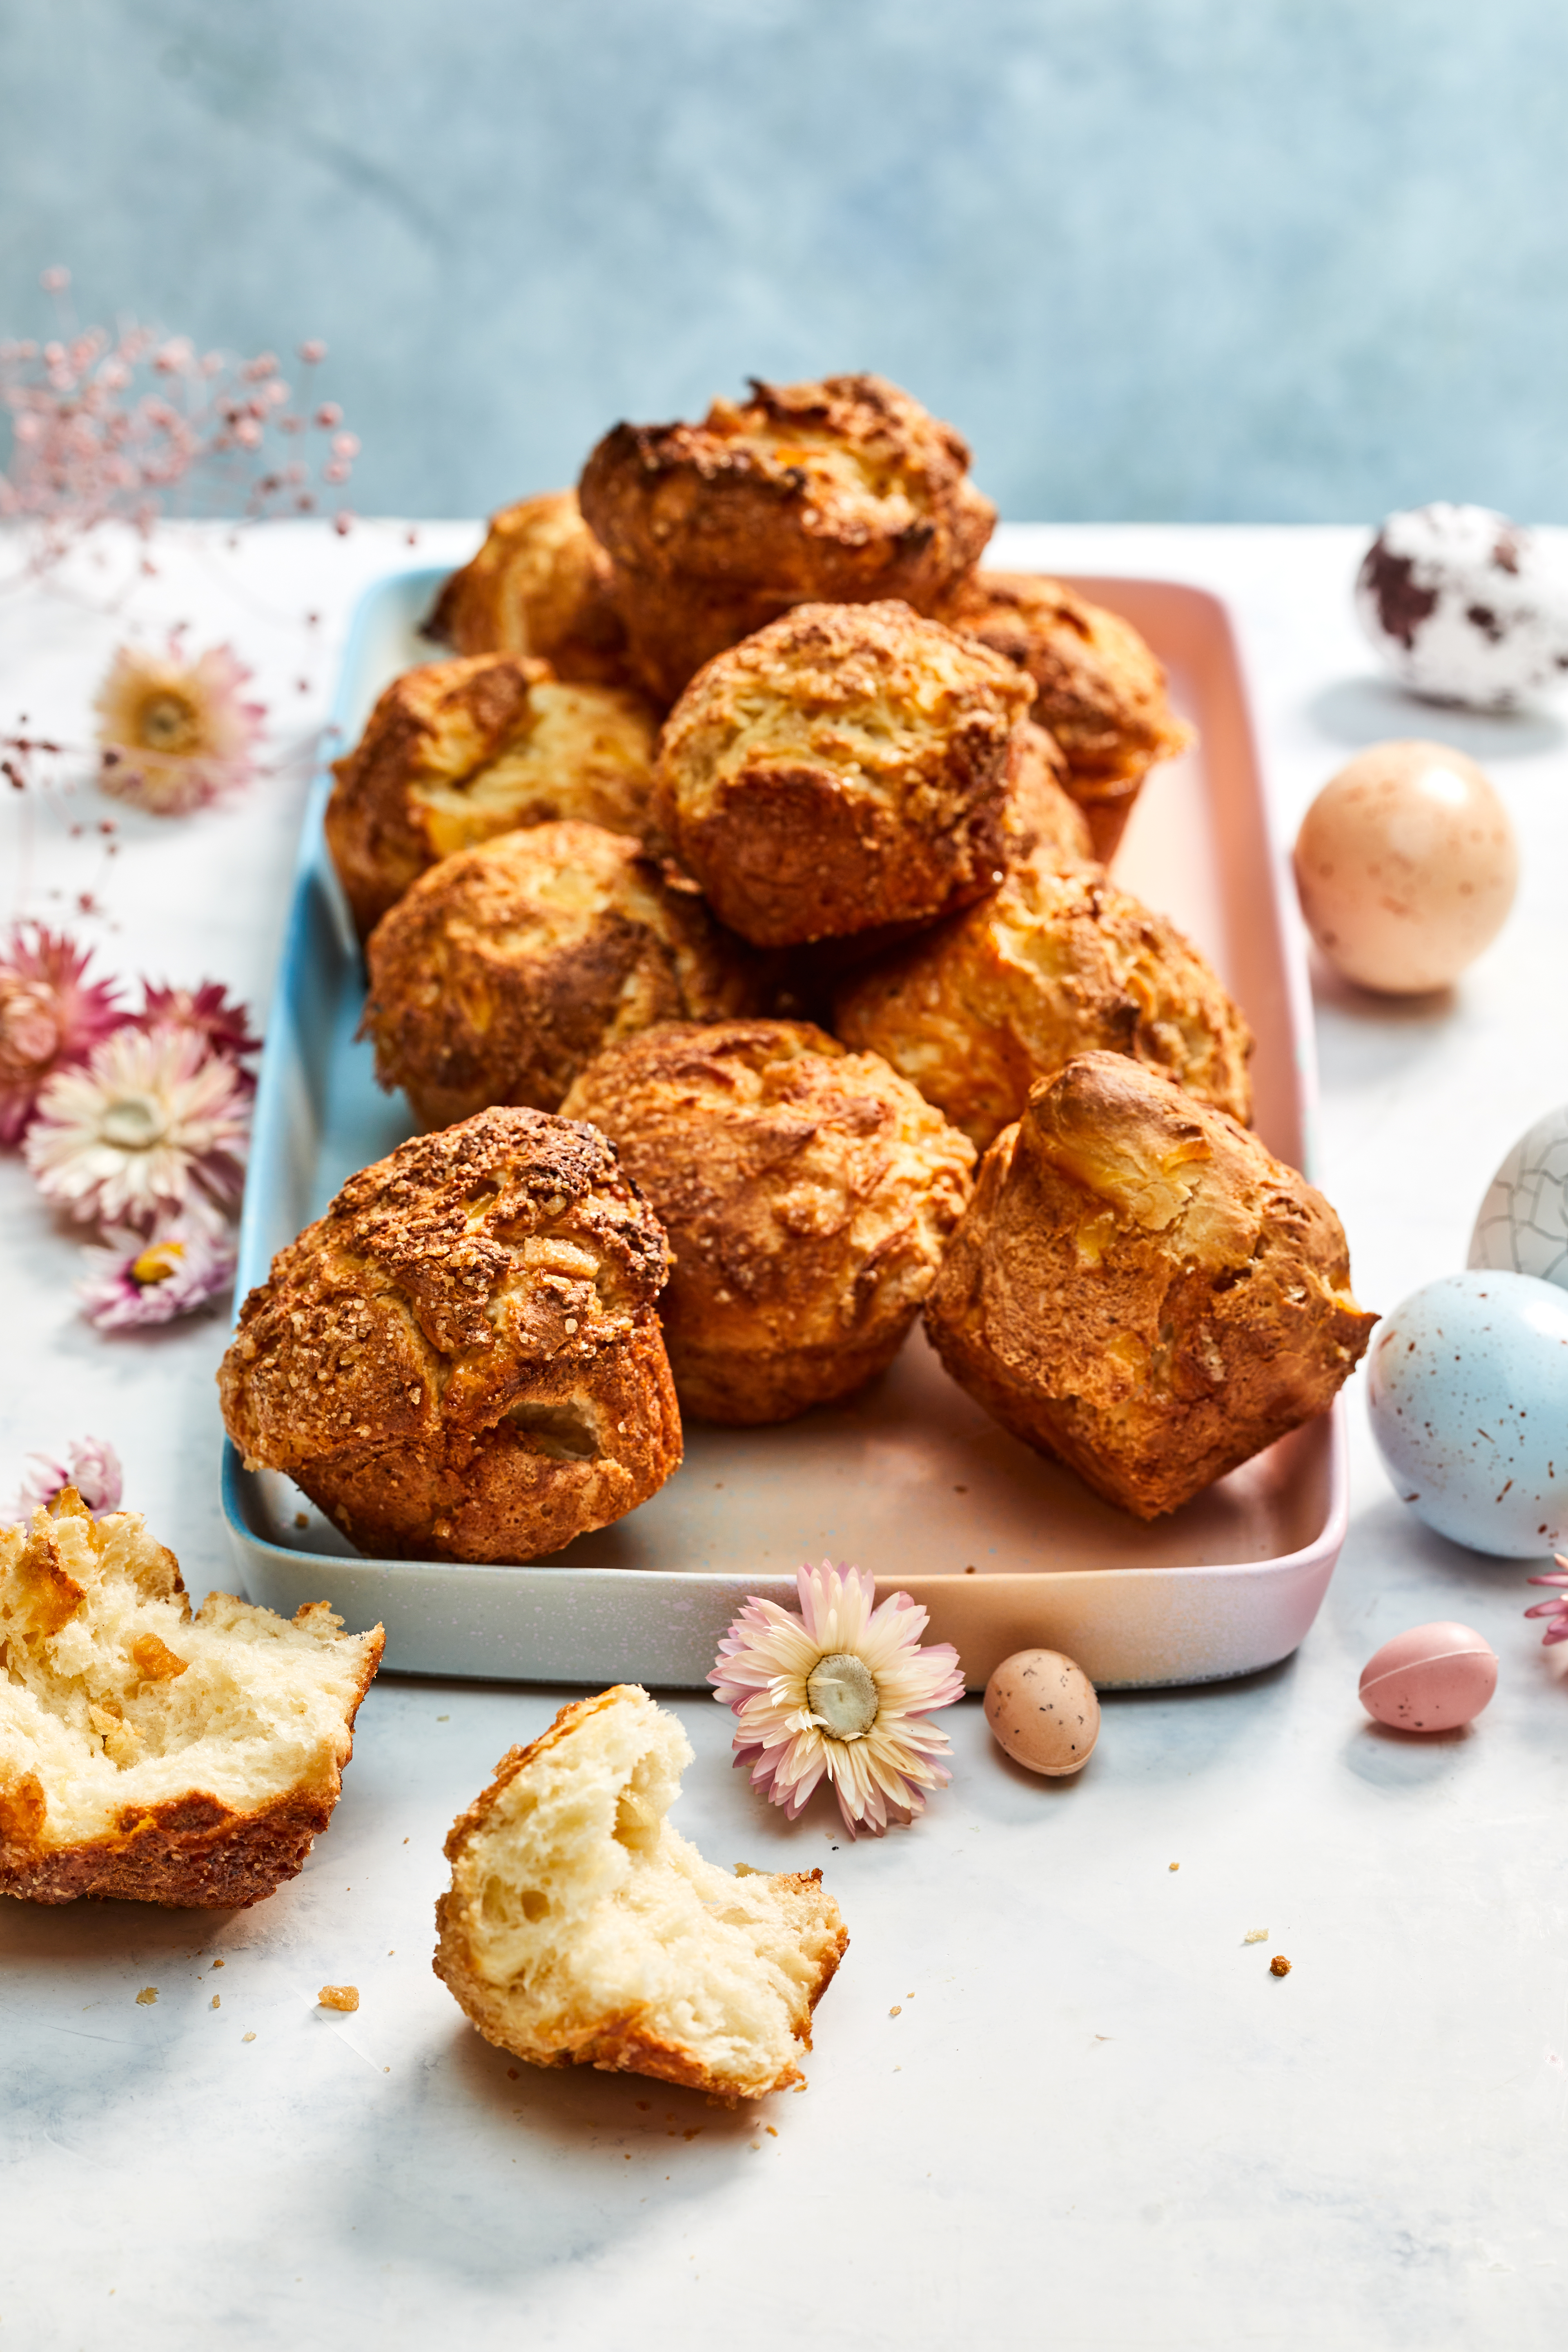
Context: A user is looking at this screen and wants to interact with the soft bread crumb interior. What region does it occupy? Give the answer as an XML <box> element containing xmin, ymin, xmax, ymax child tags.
<box><xmin>445</xmin><ymin>1686</ymin><xmax>844</xmax><ymax>2098</ymax></box>
<box><xmin>0</xmin><ymin>1494</ymin><xmax>380</xmax><ymax>1845</ymax></box>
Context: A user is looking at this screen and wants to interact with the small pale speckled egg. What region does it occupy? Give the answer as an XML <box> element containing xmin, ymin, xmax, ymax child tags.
<box><xmin>1292</xmin><ymin>739</ymin><xmax>1517</xmax><ymax>993</ymax></box>
<box><xmin>1366</xmin><ymin>1270</ymin><xmax>1568</xmax><ymax>1556</ymax></box>
<box><xmin>1359</xmin><ymin>1622</ymin><xmax>1498</xmax><ymax>1733</ymax></box>
<box><xmin>984</xmin><ymin>1648</ymin><xmax>1100</xmax><ymax>1776</ymax></box>
<box><xmin>1469</xmin><ymin>1103</ymin><xmax>1568</xmax><ymax>1290</ymax></box>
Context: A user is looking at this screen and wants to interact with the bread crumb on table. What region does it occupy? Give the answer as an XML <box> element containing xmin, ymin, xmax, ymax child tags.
<box><xmin>1243</xmin><ymin>1929</ymin><xmax>1268</xmax><ymax>1944</ymax></box>
<box><xmin>1270</xmin><ymin>1955</ymin><xmax>1292</xmax><ymax>1978</ymax></box>
<box><xmin>318</xmin><ymin>1984</ymin><xmax>360</xmax><ymax>2012</ymax></box>
<box><xmin>243</xmin><ymin>2031</ymin><xmax>256</xmax><ymax>2043</ymax></box>
<box><xmin>135</xmin><ymin>1987</ymin><xmax>157</xmax><ymax>2005</ymax></box>
<box><xmin>210</xmin><ymin>1994</ymin><xmax>220</xmax><ymax>2010</ymax></box>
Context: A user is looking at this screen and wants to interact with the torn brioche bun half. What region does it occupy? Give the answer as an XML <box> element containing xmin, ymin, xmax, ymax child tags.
<box><xmin>435</xmin><ymin>1683</ymin><xmax>847</xmax><ymax>2101</ymax></box>
<box><xmin>0</xmin><ymin>1490</ymin><xmax>382</xmax><ymax>1908</ymax></box>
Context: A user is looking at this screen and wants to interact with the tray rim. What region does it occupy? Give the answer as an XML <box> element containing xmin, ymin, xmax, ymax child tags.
<box><xmin>223</xmin><ymin>559</ymin><xmax>1349</xmax><ymax>1686</ymax></box>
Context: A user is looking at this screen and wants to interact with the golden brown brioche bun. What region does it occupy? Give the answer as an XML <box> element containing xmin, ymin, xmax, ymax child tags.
<box><xmin>561</xmin><ymin>1018</ymin><xmax>974</xmax><ymax>1425</ymax></box>
<box><xmin>579</xmin><ymin>372</ymin><xmax>996</xmax><ymax>702</ymax></box>
<box><xmin>423</xmin><ymin>490</ymin><xmax>631</xmax><ymax>686</ymax></box>
<box><xmin>938</xmin><ymin>572</ymin><xmax>1195</xmax><ymax>861</ymax></box>
<box><xmin>833</xmin><ymin>856</ymin><xmax>1252</xmax><ymax>1154</ymax></box>
<box><xmin>924</xmin><ymin>1053</ymin><xmax>1375</xmax><ymax>1519</ymax></box>
<box><xmin>325</xmin><ymin>652</ymin><xmax>659</xmax><ymax>939</ymax></box>
<box><xmin>218</xmin><ymin>1107</ymin><xmax>681</xmax><ymax>1562</ymax></box>
<box><xmin>653</xmin><ymin>599</ymin><xmax>1031</xmax><ymax>949</ymax></box>
<box><xmin>361</xmin><ymin>819</ymin><xmax>771</xmax><ymax>1129</ymax></box>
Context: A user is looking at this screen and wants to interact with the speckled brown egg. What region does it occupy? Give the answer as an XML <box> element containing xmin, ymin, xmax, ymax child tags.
<box><xmin>1293</xmin><ymin>739</ymin><xmax>1517</xmax><ymax>993</ymax></box>
<box><xmin>983</xmin><ymin>1648</ymin><xmax>1100</xmax><ymax>1777</ymax></box>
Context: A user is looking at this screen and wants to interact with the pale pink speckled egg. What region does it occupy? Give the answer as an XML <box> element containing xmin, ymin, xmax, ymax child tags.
<box><xmin>984</xmin><ymin>1648</ymin><xmax>1100</xmax><ymax>1775</ymax></box>
<box><xmin>1293</xmin><ymin>741</ymin><xmax>1517</xmax><ymax>993</ymax></box>
<box><xmin>1358</xmin><ymin>1621</ymin><xmax>1498</xmax><ymax>1733</ymax></box>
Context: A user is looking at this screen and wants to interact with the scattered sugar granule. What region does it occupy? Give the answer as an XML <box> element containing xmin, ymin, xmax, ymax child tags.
<box><xmin>1243</xmin><ymin>1929</ymin><xmax>1268</xmax><ymax>1945</ymax></box>
<box><xmin>135</xmin><ymin>1987</ymin><xmax>157</xmax><ymax>2006</ymax></box>
<box><xmin>318</xmin><ymin>1984</ymin><xmax>359</xmax><ymax>2012</ymax></box>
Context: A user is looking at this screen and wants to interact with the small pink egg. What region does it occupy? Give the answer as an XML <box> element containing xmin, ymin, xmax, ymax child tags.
<box><xmin>984</xmin><ymin>1648</ymin><xmax>1100</xmax><ymax>1775</ymax></box>
<box><xmin>1358</xmin><ymin>1621</ymin><xmax>1498</xmax><ymax>1733</ymax></box>
<box><xmin>1293</xmin><ymin>740</ymin><xmax>1517</xmax><ymax>993</ymax></box>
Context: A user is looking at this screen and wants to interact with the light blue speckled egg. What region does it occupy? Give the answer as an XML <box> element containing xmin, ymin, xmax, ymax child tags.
<box><xmin>1469</xmin><ymin>1103</ymin><xmax>1568</xmax><ymax>1289</ymax></box>
<box><xmin>1367</xmin><ymin>1269</ymin><xmax>1568</xmax><ymax>1557</ymax></box>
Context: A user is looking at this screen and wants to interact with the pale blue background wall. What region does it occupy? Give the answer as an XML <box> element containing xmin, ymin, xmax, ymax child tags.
<box><xmin>3</xmin><ymin>0</ymin><xmax>1566</xmax><ymax>523</ymax></box>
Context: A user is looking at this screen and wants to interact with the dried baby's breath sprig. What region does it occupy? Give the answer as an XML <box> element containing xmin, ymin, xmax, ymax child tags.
<box><xmin>1</xmin><ymin>268</ymin><xmax>357</xmax><ymax>568</ymax></box>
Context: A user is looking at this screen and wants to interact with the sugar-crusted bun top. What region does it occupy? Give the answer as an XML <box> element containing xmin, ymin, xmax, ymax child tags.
<box><xmin>219</xmin><ymin>1107</ymin><xmax>671</xmax><ymax>1477</ymax></box>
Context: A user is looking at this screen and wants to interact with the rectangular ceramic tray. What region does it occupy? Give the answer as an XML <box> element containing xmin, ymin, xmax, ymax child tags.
<box><xmin>222</xmin><ymin>566</ymin><xmax>1348</xmax><ymax>1690</ymax></box>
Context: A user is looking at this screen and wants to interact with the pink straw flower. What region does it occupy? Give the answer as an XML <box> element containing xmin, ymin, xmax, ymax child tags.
<box><xmin>77</xmin><ymin>1213</ymin><xmax>238</xmax><ymax>1331</ymax></box>
<box><xmin>136</xmin><ymin>979</ymin><xmax>261</xmax><ymax>1091</ymax></box>
<box><xmin>0</xmin><ymin>924</ymin><xmax>127</xmax><ymax>1147</ymax></box>
<box><xmin>24</xmin><ymin>1022</ymin><xmax>249</xmax><ymax>1228</ymax></box>
<box><xmin>12</xmin><ymin>1435</ymin><xmax>122</xmax><ymax>1521</ymax></box>
<box><xmin>94</xmin><ymin>638</ymin><xmax>265</xmax><ymax>815</ymax></box>
<box><xmin>710</xmin><ymin>1561</ymin><xmax>964</xmax><ymax>1838</ymax></box>
<box><xmin>1526</xmin><ymin>1556</ymin><xmax>1568</xmax><ymax>1646</ymax></box>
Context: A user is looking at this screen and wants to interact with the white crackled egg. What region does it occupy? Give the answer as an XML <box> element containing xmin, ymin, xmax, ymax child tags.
<box><xmin>1469</xmin><ymin>1106</ymin><xmax>1568</xmax><ymax>1290</ymax></box>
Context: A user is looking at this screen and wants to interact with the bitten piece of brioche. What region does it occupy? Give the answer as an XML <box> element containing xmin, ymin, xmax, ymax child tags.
<box><xmin>435</xmin><ymin>1684</ymin><xmax>847</xmax><ymax>2100</ymax></box>
<box><xmin>0</xmin><ymin>1490</ymin><xmax>382</xmax><ymax>1907</ymax></box>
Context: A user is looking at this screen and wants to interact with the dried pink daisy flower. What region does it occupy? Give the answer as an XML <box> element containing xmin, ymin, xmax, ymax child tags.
<box><xmin>12</xmin><ymin>1435</ymin><xmax>122</xmax><ymax>1521</ymax></box>
<box><xmin>94</xmin><ymin>638</ymin><xmax>265</xmax><ymax>815</ymax></box>
<box><xmin>710</xmin><ymin>1561</ymin><xmax>964</xmax><ymax>1838</ymax></box>
<box><xmin>137</xmin><ymin>979</ymin><xmax>261</xmax><ymax>1091</ymax></box>
<box><xmin>1526</xmin><ymin>1557</ymin><xmax>1568</xmax><ymax>1646</ymax></box>
<box><xmin>0</xmin><ymin>923</ymin><xmax>126</xmax><ymax>1147</ymax></box>
<box><xmin>24</xmin><ymin>1022</ymin><xmax>249</xmax><ymax>1228</ymax></box>
<box><xmin>77</xmin><ymin>1213</ymin><xmax>238</xmax><ymax>1332</ymax></box>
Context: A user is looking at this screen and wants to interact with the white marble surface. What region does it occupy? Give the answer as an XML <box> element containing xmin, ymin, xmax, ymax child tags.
<box><xmin>2</xmin><ymin>524</ymin><xmax>1566</xmax><ymax>2349</ymax></box>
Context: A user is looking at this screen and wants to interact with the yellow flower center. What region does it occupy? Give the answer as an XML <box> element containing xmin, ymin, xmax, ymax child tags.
<box><xmin>131</xmin><ymin>1240</ymin><xmax>185</xmax><ymax>1287</ymax></box>
<box><xmin>135</xmin><ymin>690</ymin><xmax>203</xmax><ymax>755</ymax></box>
<box><xmin>806</xmin><ymin>1652</ymin><xmax>879</xmax><ymax>1740</ymax></box>
<box><xmin>100</xmin><ymin>1091</ymin><xmax>169</xmax><ymax>1151</ymax></box>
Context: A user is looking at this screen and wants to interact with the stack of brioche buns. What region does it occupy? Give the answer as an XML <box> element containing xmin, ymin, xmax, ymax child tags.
<box><xmin>220</xmin><ymin>372</ymin><xmax>1372</xmax><ymax>1560</ymax></box>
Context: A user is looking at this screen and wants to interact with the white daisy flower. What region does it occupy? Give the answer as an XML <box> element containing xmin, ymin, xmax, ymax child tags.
<box><xmin>24</xmin><ymin>1023</ymin><xmax>249</xmax><ymax>1229</ymax></box>
<box><xmin>709</xmin><ymin>1561</ymin><xmax>964</xmax><ymax>1838</ymax></box>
